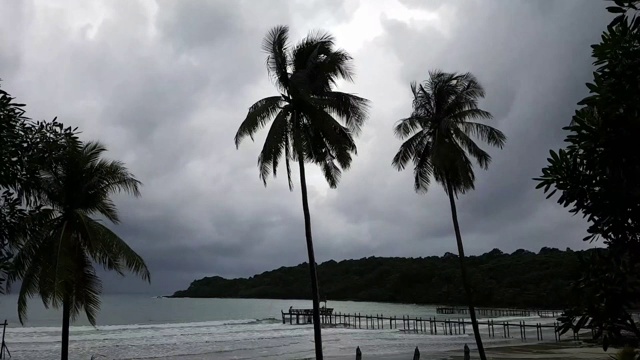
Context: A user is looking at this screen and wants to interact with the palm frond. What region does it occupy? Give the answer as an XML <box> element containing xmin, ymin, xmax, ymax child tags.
<box><xmin>292</xmin><ymin>30</ymin><xmax>335</xmax><ymax>74</ymax></box>
<box><xmin>320</xmin><ymin>49</ymin><xmax>355</xmax><ymax>83</ymax></box>
<box><xmin>433</xmin><ymin>141</ymin><xmax>476</xmax><ymax>195</ymax></box>
<box><xmin>453</xmin><ymin>127</ymin><xmax>492</xmax><ymax>169</ymax></box>
<box><xmin>91</xmin><ymin>199</ymin><xmax>119</xmax><ymax>224</ymax></box>
<box><xmin>258</xmin><ymin>107</ymin><xmax>291</xmax><ymax>186</ymax></box>
<box><xmin>13</xmin><ymin>220</ymin><xmax>61</xmax><ymax>324</ymax></box>
<box><xmin>320</xmin><ymin>157</ymin><xmax>341</xmax><ymax>188</ymax></box>
<box><xmin>313</xmin><ymin>91</ymin><xmax>369</xmax><ymax>135</ymax></box>
<box><xmin>413</xmin><ymin>139</ymin><xmax>434</xmax><ymax>193</ymax></box>
<box><xmin>393</xmin><ymin>116</ymin><xmax>424</xmax><ymax>140</ymax></box>
<box><xmin>262</xmin><ymin>25</ymin><xmax>290</xmax><ymax>91</ymax></box>
<box><xmin>460</xmin><ymin>121</ymin><xmax>507</xmax><ymax>148</ymax></box>
<box><xmin>71</xmin><ymin>251</ymin><xmax>102</xmax><ymax>326</ymax></box>
<box><xmin>92</xmin><ymin>158</ymin><xmax>142</xmax><ymax>197</ymax></box>
<box><xmin>290</xmin><ymin>31</ymin><xmax>354</xmax><ymax>95</ymax></box>
<box><xmin>448</xmin><ymin>109</ymin><xmax>493</xmax><ymax>123</ymax></box>
<box><xmin>76</xmin><ymin>213</ymin><xmax>123</xmax><ymax>276</ymax></box>
<box><xmin>392</xmin><ymin>131</ymin><xmax>428</xmax><ymax>171</ymax></box>
<box><xmin>17</xmin><ymin>263</ymin><xmax>41</xmax><ymax>324</ymax></box>
<box><xmin>297</xmin><ymin>115</ymin><xmax>344</xmax><ymax>188</ymax></box>
<box><xmin>235</xmin><ymin>96</ymin><xmax>284</xmax><ymax>147</ymax></box>
<box><xmin>283</xmin><ymin>126</ymin><xmax>294</xmax><ymax>190</ymax></box>
<box><xmin>302</xmin><ymin>106</ymin><xmax>356</xmax><ymax>171</ymax></box>
<box><xmin>306</xmin><ymin>49</ymin><xmax>354</xmax><ymax>92</ymax></box>
<box><xmin>79</xmin><ymin>141</ymin><xmax>105</xmax><ymax>165</ymax></box>
<box><xmin>290</xmin><ymin>112</ymin><xmax>305</xmax><ymax>161</ymax></box>
<box><xmin>81</xmin><ymin>218</ymin><xmax>150</xmax><ymax>282</ymax></box>
<box><xmin>410</xmin><ymin>82</ymin><xmax>435</xmax><ymax>119</ymax></box>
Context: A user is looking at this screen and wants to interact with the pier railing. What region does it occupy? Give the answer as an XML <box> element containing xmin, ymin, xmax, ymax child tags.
<box><xmin>281</xmin><ymin>310</ymin><xmax>575</xmax><ymax>342</ymax></box>
<box><xmin>435</xmin><ymin>306</ymin><xmax>563</xmax><ymax>318</ymax></box>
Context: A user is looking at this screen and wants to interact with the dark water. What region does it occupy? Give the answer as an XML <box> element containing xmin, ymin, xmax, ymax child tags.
<box><xmin>0</xmin><ymin>295</ymin><xmax>550</xmax><ymax>359</ymax></box>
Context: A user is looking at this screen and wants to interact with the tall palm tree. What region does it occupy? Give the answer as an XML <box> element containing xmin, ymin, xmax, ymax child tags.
<box><xmin>392</xmin><ymin>70</ymin><xmax>506</xmax><ymax>360</ymax></box>
<box><xmin>235</xmin><ymin>25</ymin><xmax>369</xmax><ymax>360</ymax></box>
<box><xmin>8</xmin><ymin>140</ymin><xmax>150</xmax><ymax>360</ymax></box>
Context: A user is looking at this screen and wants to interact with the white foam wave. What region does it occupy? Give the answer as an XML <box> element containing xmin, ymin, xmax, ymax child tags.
<box><xmin>4</xmin><ymin>316</ymin><xmax>560</xmax><ymax>359</ymax></box>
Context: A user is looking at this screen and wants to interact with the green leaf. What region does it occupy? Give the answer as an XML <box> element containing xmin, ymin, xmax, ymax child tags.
<box><xmin>585</xmin><ymin>82</ymin><xmax>598</xmax><ymax>92</ymax></box>
<box><xmin>546</xmin><ymin>189</ymin><xmax>557</xmax><ymax>199</ymax></box>
<box><xmin>577</xmin><ymin>95</ymin><xmax>598</xmax><ymax>106</ymax></box>
<box><xmin>606</xmin><ymin>6</ymin><xmax>626</xmax><ymax>13</ymax></box>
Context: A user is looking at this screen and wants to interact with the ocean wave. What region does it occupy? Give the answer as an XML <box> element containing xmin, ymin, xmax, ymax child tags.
<box><xmin>9</xmin><ymin>317</ymin><xmax>282</xmax><ymax>334</ymax></box>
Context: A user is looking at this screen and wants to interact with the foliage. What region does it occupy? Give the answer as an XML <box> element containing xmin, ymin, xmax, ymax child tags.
<box><xmin>558</xmin><ymin>250</ymin><xmax>640</xmax><ymax>350</ymax></box>
<box><xmin>391</xmin><ymin>70</ymin><xmax>506</xmax><ymax>360</ymax></box>
<box><xmin>234</xmin><ymin>25</ymin><xmax>369</xmax><ymax>189</ymax></box>
<box><xmin>7</xmin><ymin>141</ymin><xmax>151</xmax><ymax>326</ymax></box>
<box><xmin>535</xmin><ymin>0</ymin><xmax>640</xmax><ymax>249</ymax></box>
<box><xmin>535</xmin><ymin>0</ymin><xmax>640</xmax><ymax>351</ymax></box>
<box><xmin>172</xmin><ymin>247</ymin><xmax>589</xmax><ymax>309</ymax></box>
<box><xmin>392</xmin><ymin>71</ymin><xmax>506</xmax><ymax>195</ymax></box>
<box><xmin>235</xmin><ymin>25</ymin><xmax>369</xmax><ymax>360</ymax></box>
<box><xmin>0</xmin><ymin>83</ymin><xmax>78</xmax><ymax>293</ymax></box>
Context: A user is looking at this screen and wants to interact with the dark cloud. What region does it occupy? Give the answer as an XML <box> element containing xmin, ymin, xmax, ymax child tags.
<box><xmin>0</xmin><ymin>0</ymin><xmax>611</xmax><ymax>295</ymax></box>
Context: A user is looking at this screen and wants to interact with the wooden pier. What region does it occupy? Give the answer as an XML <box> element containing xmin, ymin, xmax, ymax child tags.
<box><xmin>436</xmin><ymin>306</ymin><xmax>534</xmax><ymax>317</ymax></box>
<box><xmin>284</xmin><ymin>307</ymin><xmax>334</xmax><ymax>324</ymax></box>
<box><xmin>536</xmin><ymin>310</ymin><xmax>563</xmax><ymax>318</ymax></box>
<box><xmin>281</xmin><ymin>310</ymin><xmax>569</xmax><ymax>342</ymax></box>
<box><xmin>436</xmin><ymin>306</ymin><xmax>565</xmax><ymax>319</ymax></box>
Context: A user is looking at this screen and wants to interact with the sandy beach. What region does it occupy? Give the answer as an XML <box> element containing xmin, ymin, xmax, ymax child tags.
<box><xmin>324</xmin><ymin>341</ymin><xmax>613</xmax><ymax>360</ymax></box>
<box><xmin>445</xmin><ymin>341</ymin><xmax>610</xmax><ymax>360</ymax></box>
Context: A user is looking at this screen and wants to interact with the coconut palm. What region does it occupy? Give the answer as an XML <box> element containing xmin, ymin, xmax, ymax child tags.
<box><xmin>392</xmin><ymin>70</ymin><xmax>506</xmax><ymax>360</ymax></box>
<box><xmin>8</xmin><ymin>140</ymin><xmax>150</xmax><ymax>360</ymax></box>
<box><xmin>235</xmin><ymin>25</ymin><xmax>369</xmax><ymax>360</ymax></box>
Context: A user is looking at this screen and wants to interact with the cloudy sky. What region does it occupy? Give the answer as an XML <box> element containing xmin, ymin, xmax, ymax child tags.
<box><xmin>0</xmin><ymin>0</ymin><xmax>611</xmax><ymax>294</ymax></box>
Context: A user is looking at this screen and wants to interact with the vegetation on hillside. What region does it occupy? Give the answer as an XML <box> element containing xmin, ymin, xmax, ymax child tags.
<box><xmin>173</xmin><ymin>247</ymin><xmax>591</xmax><ymax>310</ymax></box>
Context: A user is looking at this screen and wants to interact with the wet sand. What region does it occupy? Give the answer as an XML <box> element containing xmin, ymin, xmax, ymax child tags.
<box><xmin>446</xmin><ymin>341</ymin><xmax>610</xmax><ymax>360</ymax></box>
<box><xmin>326</xmin><ymin>341</ymin><xmax>612</xmax><ymax>360</ymax></box>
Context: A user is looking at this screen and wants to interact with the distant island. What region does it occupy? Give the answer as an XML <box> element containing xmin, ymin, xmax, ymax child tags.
<box><xmin>171</xmin><ymin>247</ymin><xmax>594</xmax><ymax>309</ymax></box>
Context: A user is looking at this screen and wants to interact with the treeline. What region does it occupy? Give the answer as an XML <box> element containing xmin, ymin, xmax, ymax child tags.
<box><xmin>172</xmin><ymin>247</ymin><xmax>595</xmax><ymax>309</ymax></box>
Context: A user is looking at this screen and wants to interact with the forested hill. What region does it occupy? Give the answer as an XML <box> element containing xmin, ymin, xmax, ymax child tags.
<box><xmin>171</xmin><ymin>247</ymin><xmax>595</xmax><ymax>309</ymax></box>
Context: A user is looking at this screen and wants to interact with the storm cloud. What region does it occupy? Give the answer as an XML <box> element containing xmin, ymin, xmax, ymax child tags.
<box><xmin>0</xmin><ymin>0</ymin><xmax>611</xmax><ymax>294</ymax></box>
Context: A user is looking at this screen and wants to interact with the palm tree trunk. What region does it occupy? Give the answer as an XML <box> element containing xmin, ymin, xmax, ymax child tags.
<box><xmin>446</xmin><ymin>181</ymin><xmax>487</xmax><ymax>360</ymax></box>
<box><xmin>298</xmin><ymin>158</ymin><xmax>323</xmax><ymax>360</ymax></box>
<box><xmin>61</xmin><ymin>296</ymin><xmax>71</xmax><ymax>360</ymax></box>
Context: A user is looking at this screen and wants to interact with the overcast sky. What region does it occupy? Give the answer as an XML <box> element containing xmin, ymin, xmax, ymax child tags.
<box><xmin>0</xmin><ymin>0</ymin><xmax>611</xmax><ymax>294</ymax></box>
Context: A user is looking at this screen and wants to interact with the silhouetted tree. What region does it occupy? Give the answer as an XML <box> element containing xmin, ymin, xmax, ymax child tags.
<box><xmin>234</xmin><ymin>25</ymin><xmax>369</xmax><ymax>360</ymax></box>
<box><xmin>8</xmin><ymin>141</ymin><xmax>150</xmax><ymax>360</ymax></box>
<box><xmin>535</xmin><ymin>0</ymin><xmax>640</xmax><ymax>350</ymax></box>
<box><xmin>0</xmin><ymin>82</ymin><xmax>78</xmax><ymax>293</ymax></box>
<box><xmin>392</xmin><ymin>71</ymin><xmax>506</xmax><ymax>360</ymax></box>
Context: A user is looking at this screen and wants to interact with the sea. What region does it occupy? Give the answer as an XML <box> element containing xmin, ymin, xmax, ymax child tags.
<box><xmin>0</xmin><ymin>294</ymin><xmax>557</xmax><ymax>360</ymax></box>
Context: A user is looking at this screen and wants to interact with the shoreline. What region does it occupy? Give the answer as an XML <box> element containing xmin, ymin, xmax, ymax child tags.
<box><xmin>448</xmin><ymin>341</ymin><xmax>609</xmax><ymax>359</ymax></box>
<box><xmin>165</xmin><ymin>296</ymin><xmax>565</xmax><ymax>313</ymax></box>
<box><xmin>324</xmin><ymin>341</ymin><xmax>610</xmax><ymax>360</ymax></box>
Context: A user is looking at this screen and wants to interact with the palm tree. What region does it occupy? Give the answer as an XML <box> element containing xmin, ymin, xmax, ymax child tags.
<box><xmin>8</xmin><ymin>140</ymin><xmax>150</xmax><ymax>360</ymax></box>
<box><xmin>235</xmin><ymin>25</ymin><xmax>369</xmax><ymax>360</ymax></box>
<box><xmin>392</xmin><ymin>70</ymin><xmax>506</xmax><ymax>360</ymax></box>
